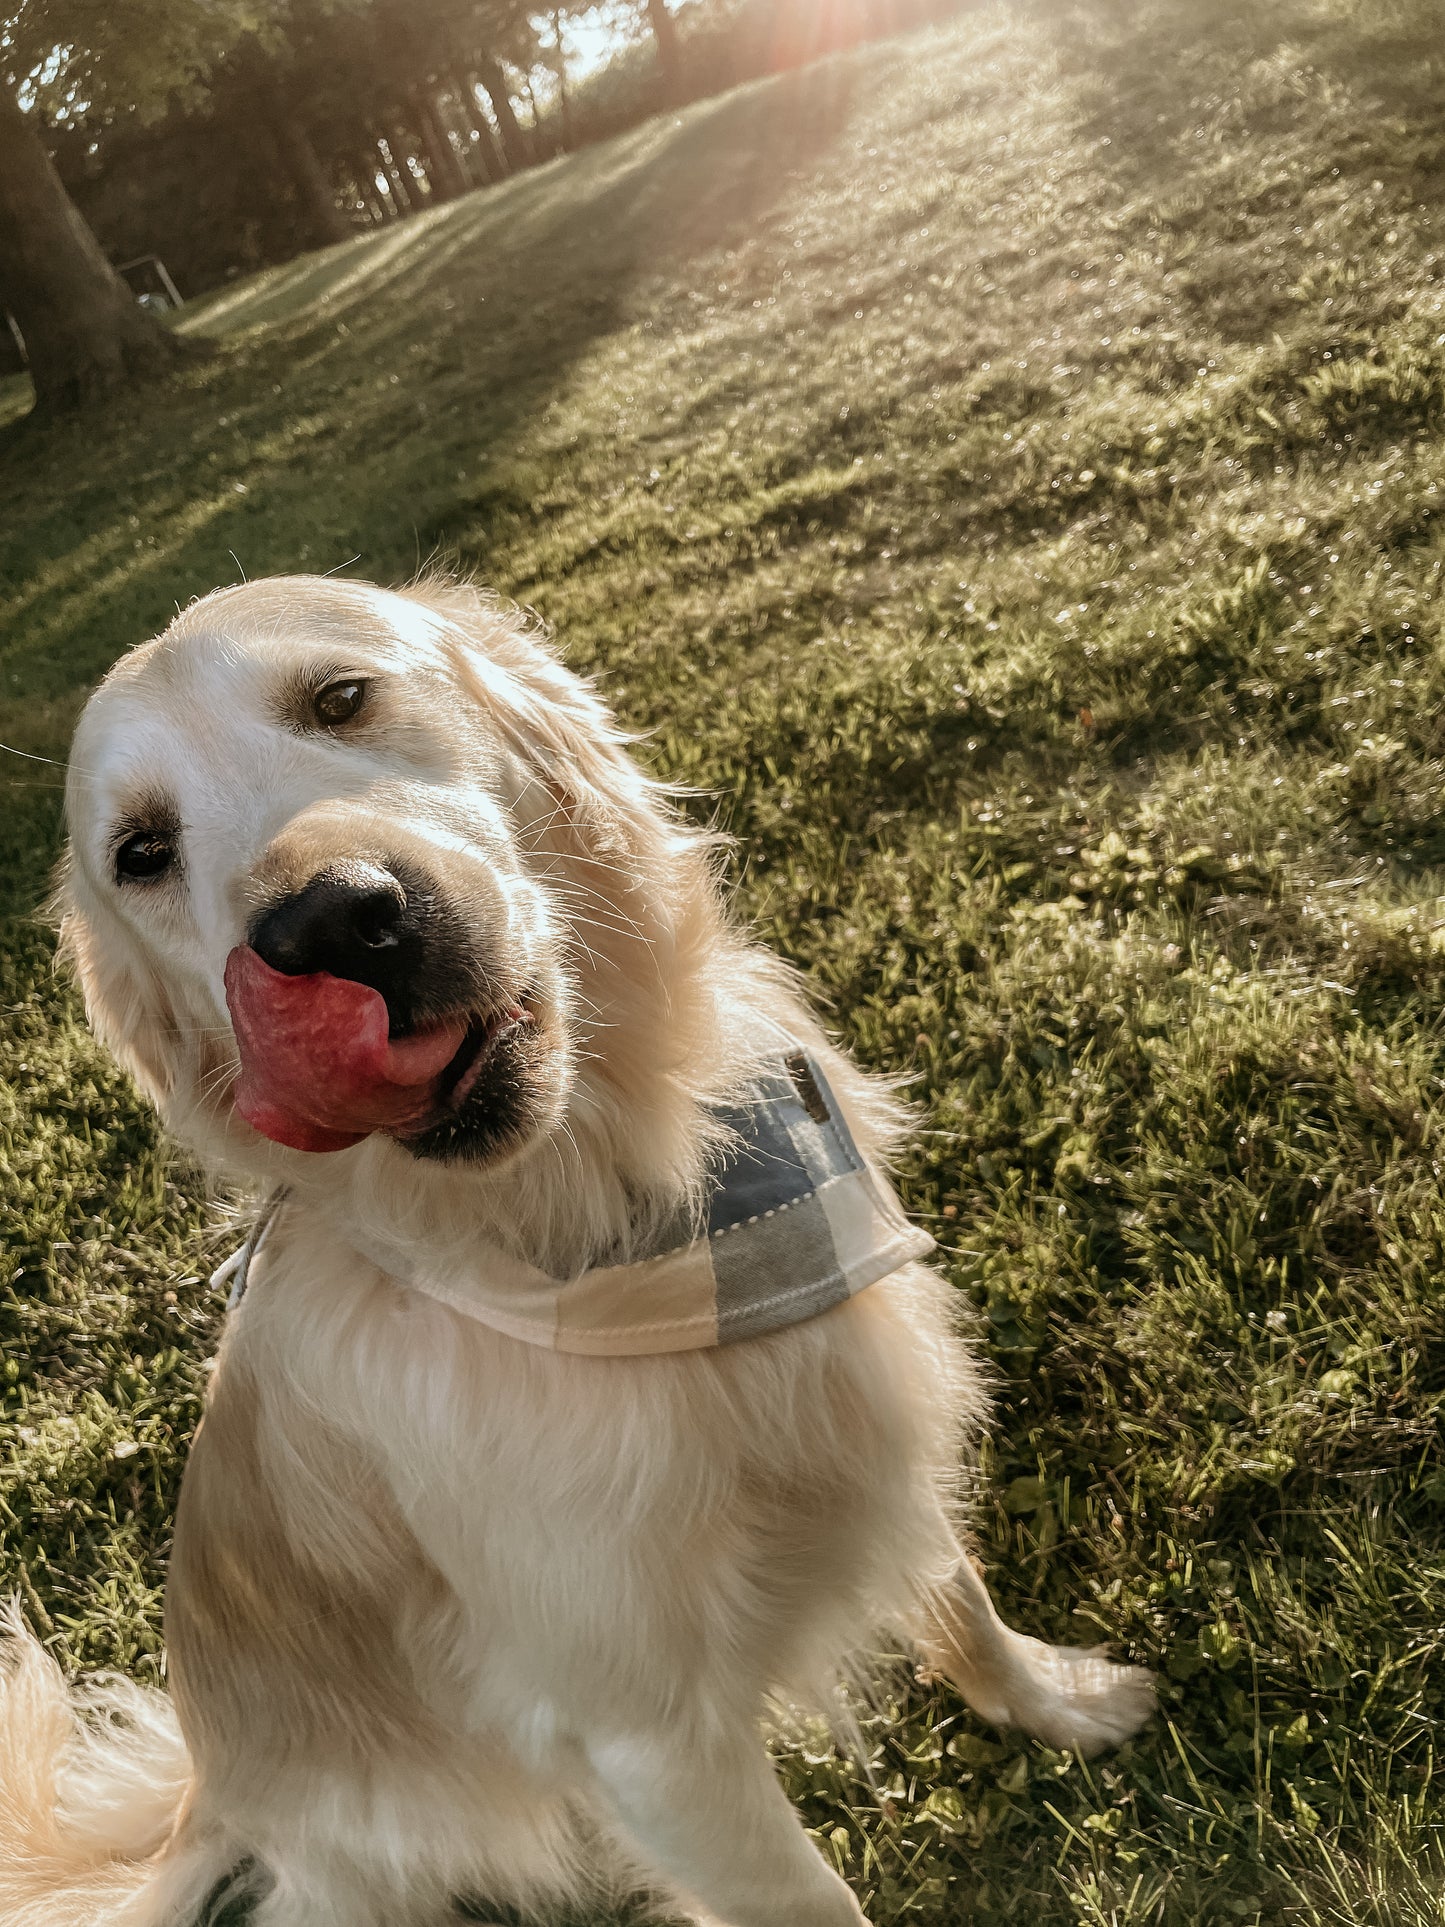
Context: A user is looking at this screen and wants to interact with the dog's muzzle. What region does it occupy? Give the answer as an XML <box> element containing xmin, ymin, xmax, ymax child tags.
<box><xmin>225</xmin><ymin>861</ymin><xmax>532</xmax><ymax>1155</ymax></box>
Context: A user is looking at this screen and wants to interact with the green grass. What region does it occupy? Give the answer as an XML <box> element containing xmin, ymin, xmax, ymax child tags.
<box><xmin>7</xmin><ymin>0</ymin><xmax>1445</xmax><ymax>1917</ymax></box>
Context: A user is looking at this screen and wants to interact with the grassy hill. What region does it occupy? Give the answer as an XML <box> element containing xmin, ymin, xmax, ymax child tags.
<box><xmin>6</xmin><ymin>1</ymin><xmax>1445</xmax><ymax>1919</ymax></box>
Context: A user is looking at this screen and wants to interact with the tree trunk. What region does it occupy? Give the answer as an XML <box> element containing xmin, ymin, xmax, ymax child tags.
<box><xmin>476</xmin><ymin>56</ymin><xmax>529</xmax><ymax>172</ymax></box>
<box><xmin>551</xmin><ymin>13</ymin><xmax>575</xmax><ymax>153</ymax></box>
<box><xmin>451</xmin><ymin>68</ymin><xmax>506</xmax><ymax>181</ymax></box>
<box><xmin>0</xmin><ymin>80</ymin><xmax>195</xmax><ymax>415</ymax></box>
<box><xmin>360</xmin><ymin>144</ymin><xmax>399</xmax><ymax>218</ymax></box>
<box><xmin>350</xmin><ymin>154</ymin><xmax>388</xmax><ymax>223</ymax></box>
<box><xmin>373</xmin><ymin>140</ymin><xmax>409</xmax><ymax>216</ymax></box>
<box><xmin>412</xmin><ymin>90</ymin><xmax>468</xmax><ymax>202</ymax></box>
<box><xmin>382</xmin><ymin>127</ymin><xmax>428</xmax><ymax>212</ymax></box>
<box><xmin>646</xmin><ymin>0</ymin><xmax>684</xmax><ymax>102</ymax></box>
<box><xmin>367</xmin><ymin>147</ymin><xmax>399</xmax><ymax>219</ymax></box>
<box><xmin>522</xmin><ymin>75</ymin><xmax>543</xmax><ymax>146</ymax></box>
<box><xmin>273</xmin><ymin>114</ymin><xmax>351</xmax><ymax>246</ymax></box>
<box><xmin>437</xmin><ymin>87</ymin><xmax>488</xmax><ymax>188</ymax></box>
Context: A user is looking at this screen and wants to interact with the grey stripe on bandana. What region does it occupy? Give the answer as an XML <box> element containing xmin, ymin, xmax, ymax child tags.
<box><xmin>215</xmin><ymin>1046</ymin><xmax>934</xmax><ymax>1354</ymax></box>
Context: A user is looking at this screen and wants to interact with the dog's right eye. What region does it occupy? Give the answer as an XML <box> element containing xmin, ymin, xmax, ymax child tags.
<box><xmin>115</xmin><ymin>831</ymin><xmax>175</xmax><ymax>883</ymax></box>
<box><xmin>313</xmin><ymin>679</ymin><xmax>368</xmax><ymax>727</ymax></box>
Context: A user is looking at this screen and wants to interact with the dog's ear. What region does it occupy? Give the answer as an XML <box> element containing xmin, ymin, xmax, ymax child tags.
<box><xmin>411</xmin><ymin>583</ymin><xmax>669</xmax><ymax>868</ymax></box>
<box><xmin>56</xmin><ymin>892</ymin><xmax>187</xmax><ymax>1105</ymax></box>
<box><xmin>407</xmin><ymin>581</ymin><xmax>732</xmax><ymax>1099</ymax></box>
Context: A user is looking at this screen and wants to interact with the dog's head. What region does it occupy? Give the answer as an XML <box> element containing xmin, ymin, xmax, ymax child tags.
<box><xmin>60</xmin><ymin>577</ymin><xmax>722</xmax><ymax>1206</ymax></box>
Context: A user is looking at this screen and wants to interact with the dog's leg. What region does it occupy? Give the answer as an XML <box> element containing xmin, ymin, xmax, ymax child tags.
<box><xmin>587</xmin><ymin>1728</ymin><xmax>867</xmax><ymax>1927</ymax></box>
<box><xmin>916</xmin><ymin>1554</ymin><xmax>1156</xmax><ymax>1757</ymax></box>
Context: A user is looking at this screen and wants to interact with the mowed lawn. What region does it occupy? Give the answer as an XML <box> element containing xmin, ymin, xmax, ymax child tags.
<box><xmin>8</xmin><ymin>0</ymin><xmax>1445</xmax><ymax>1919</ymax></box>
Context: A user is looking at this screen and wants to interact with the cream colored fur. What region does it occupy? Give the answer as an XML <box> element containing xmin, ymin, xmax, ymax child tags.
<box><xmin>0</xmin><ymin>578</ymin><xmax>1154</xmax><ymax>1927</ymax></box>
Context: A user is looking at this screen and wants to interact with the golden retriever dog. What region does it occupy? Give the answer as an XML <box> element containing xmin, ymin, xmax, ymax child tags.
<box><xmin>0</xmin><ymin>578</ymin><xmax>1154</xmax><ymax>1927</ymax></box>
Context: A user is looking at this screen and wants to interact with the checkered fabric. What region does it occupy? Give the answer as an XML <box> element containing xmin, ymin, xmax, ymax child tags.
<box><xmin>215</xmin><ymin>1046</ymin><xmax>935</xmax><ymax>1355</ymax></box>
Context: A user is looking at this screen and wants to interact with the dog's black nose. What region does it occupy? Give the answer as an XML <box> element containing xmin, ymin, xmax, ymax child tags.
<box><xmin>249</xmin><ymin>863</ymin><xmax>409</xmax><ymax>987</ymax></box>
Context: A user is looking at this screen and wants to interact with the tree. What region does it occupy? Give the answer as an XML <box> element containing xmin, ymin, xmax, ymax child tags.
<box><xmin>543</xmin><ymin>8</ymin><xmax>575</xmax><ymax>151</ymax></box>
<box><xmin>0</xmin><ymin>78</ymin><xmax>196</xmax><ymax>412</ymax></box>
<box><xmin>472</xmin><ymin>51</ymin><xmax>529</xmax><ymax>169</ymax></box>
<box><xmin>382</xmin><ymin>123</ymin><xmax>430</xmax><ymax>209</ymax></box>
<box><xmin>411</xmin><ymin>86</ymin><xmax>469</xmax><ymax>198</ymax></box>
<box><xmin>272</xmin><ymin>110</ymin><xmax>355</xmax><ymax>243</ymax></box>
<box><xmin>644</xmin><ymin>0</ymin><xmax>683</xmax><ymax>101</ymax></box>
<box><xmin>212</xmin><ymin>28</ymin><xmax>355</xmax><ymax>250</ymax></box>
<box><xmin>0</xmin><ymin>0</ymin><xmax>249</xmax><ymax>414</ymax></box>
<box><xmin>407</xmin><ymin>0</ymin><xmax>536</xmax><ymax>174</ymax></box>
<box><xmin>447</xmin><ymin>71</ymin><xmax>507</xmax><ymax>182</ymax></box>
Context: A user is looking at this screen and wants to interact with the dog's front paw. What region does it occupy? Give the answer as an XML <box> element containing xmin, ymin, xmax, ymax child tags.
<box><xmin>991</xmin><ymin>1635</ymin><xmax>1157</xmax><ymax>1757</ymax></box>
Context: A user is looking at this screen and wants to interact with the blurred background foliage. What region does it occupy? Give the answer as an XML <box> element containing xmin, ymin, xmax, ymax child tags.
<box><xmin>0</xmin><ymin>0</ymin><xmax>958</xmax><ymax>409</ymax></box>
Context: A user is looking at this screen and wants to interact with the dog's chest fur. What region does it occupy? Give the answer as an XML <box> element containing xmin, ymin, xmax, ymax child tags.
<box><xmin>183</xmin><ymin>1205</ymin><xmax>971</xmax><ymax>1771</ymax></box>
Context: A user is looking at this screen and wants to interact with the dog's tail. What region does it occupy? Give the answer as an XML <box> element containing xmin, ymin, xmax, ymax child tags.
<box><xmin>0</xmin><ymin>1604</ymin><xmax>235</xmax><ymax>1927</ymax></box>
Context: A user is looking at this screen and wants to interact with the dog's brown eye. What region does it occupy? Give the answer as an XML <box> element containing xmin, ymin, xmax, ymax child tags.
<box><xmin>115</xmin><ymin>831</ymin><xmax>175</xmax><ymax>882</ymax></box>
<box><xmin>314</xmin><ymin>679</ymin><xmax>368</xmax><ymax>727</ymax></box>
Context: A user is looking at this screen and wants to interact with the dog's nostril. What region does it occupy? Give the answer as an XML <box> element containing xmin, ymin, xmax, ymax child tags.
<box><xmin>354</xmin><ymin>893</ymin><xmax>403</xmax><ymax>950</ymax></box>
<box><xmin>249</xmin><ymin>863</ymin><xmax>410</xmax><ymax>983</ymax></box>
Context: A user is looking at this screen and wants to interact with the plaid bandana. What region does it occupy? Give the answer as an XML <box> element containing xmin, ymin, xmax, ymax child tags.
<box><xmin>214</xmin><ymin>1046</ymin><xmax>934</xmax><ymax>1356</ymax></box>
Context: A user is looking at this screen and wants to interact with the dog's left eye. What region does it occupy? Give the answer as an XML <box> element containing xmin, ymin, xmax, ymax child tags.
<box><xmin>115</xmin><ymin>831</ymin><xmax>175</xmax><ymax>882</ymax></box>
<box><xmin>313</xmin><ymin>679</ymin><xmax>368</xmax><ymax>727</ymax></box>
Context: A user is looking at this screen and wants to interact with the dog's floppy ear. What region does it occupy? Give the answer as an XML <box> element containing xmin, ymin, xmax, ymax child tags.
<box><xmin>409</xmin><ymin>582</ymin><xmax>669</xmax><ymax>867</ymax></box>
<box><xmin>55</xmin><ymin>886</ymin><xmax>188</xmax><ymax>1105</ymax></box>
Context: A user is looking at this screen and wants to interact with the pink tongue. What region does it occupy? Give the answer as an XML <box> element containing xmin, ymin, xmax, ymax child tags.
<box><xmin>223</xmin><ymin>945</ymin><xmax>468</xmax><ymax>1153</ymax></box>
